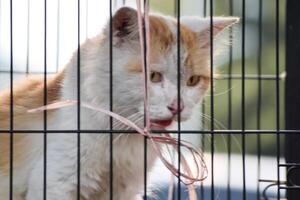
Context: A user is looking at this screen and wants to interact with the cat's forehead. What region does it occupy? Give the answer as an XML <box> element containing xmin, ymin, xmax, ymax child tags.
<box><xmin>150</xmin><ymin>16</ymin><xmax>210</xmax><ymax>76</ymax></box>
<box><xmin>149</xmin><ymin>15</ymin><xmax>201</xmax><ymax>60</ymax></box>
<box><xmin>127</xmin><ymin>15</ymin><xmax>210</xmax><ymax>77</ymax></box>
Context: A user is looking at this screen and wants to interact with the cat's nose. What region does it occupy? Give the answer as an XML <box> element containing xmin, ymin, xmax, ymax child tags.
<box><xmin>167</xmin><ymin>103</ymin><xmax>184</xmax><ymax>115</ymax></box>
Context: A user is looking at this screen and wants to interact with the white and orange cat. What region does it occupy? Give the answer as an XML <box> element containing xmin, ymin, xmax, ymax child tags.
<box><xmin>0</xmin><ymin>7</ymin><xmax>238</xmax><ymax>200</ymax></box>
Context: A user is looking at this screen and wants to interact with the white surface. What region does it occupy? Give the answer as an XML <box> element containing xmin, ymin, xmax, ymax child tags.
<box><xmin>0</xmin><ymin>0</ymin><xmax>110</xmax><ymax>73</ymax></box>
<box><xmin>0</xmin><ymin>0</ymin><xmax>208</xmax><ymax>74</ymax></box>
<box><xmin>149</xmin><ymin>153</ymin><xmax>285</xmax><ymax>194</ymax></box>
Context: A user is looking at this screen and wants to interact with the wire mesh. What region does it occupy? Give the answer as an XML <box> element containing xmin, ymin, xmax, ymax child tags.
<box><xmin>0</xmin><ymin>0</ymin><xmax>292</xmax><ymax>199</ymax></box>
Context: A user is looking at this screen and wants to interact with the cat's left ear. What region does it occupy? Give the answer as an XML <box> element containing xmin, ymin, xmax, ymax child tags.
<box><xmin>104</xmin><ymin>7</ymin><xmax>139</xmax><ymax>44</ymax></box>
<box><xmin>181</xmin><ymin>16</ymin><xmax>239</xmax><ymax>47</ymax></box>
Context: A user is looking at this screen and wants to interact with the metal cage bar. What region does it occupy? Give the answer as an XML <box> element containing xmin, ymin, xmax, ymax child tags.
<box><xmin>275</xmin><ymin>0</ymin><xmax>281</xmax><ymax>200</ymax></box>
<box><xmin>176</xmin><ymin>0</ymin><xmax>182</xmax><ymax>198</ymax></box>
<box><xmin>43</xmin><ymin>0</ymin><xmax>47</xmax><ymax>199</ymax></box>
<box><xmin>109</xmin><ymin>0</ymin><xmax>114</xmax><ymax>199</ymax></box>
<box><xmin>142</xmin><ymin>0</ymin><xmax>149</xmax><ymax>198</ymax></box>
<box><xmin>241</xmin><ymin>0</ymin><xmax>246</xmax><ymax>199</ymax></box>
<box><xmin>256</xmin><ymin>0</ymin><xmax>263</xmax><ymax>198</ymax></box>
<box><xmin>9</xmin><ymin>0</ymin><xmax>14</xmax><ymax>199</ymax></box>
<box><xmin>285</xmin><ymin>0</ymin><xmax>300</xmax><ymax>199</ymax></box>
<box><xmin>76</xmin><ymin>0</ymin><xmax>81</xmax><ymax>199</ymax></box>
<box><xmin>227</xmin><ymin>0</ymin><xmax>234</xmax><ymax>199</ymax></box>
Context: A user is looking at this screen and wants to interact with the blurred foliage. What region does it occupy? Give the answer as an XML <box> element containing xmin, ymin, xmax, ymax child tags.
<box><xmin>150</xmin><ymin>0</ymin><xmax>287</xmax><ymax>156</ymax></box>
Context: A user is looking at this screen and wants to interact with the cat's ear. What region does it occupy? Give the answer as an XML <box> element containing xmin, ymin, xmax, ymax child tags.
<box><xmin>106</xmin><ymin>7</ymin><xmax>139</xmax><ymax>43</ymax></box>
<box><xmin>181</xmin><ymin>16</ymin><xmax>239</xmax><ymax>47</ymax></box>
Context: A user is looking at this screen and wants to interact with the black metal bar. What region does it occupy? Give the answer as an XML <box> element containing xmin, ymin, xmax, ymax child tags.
<box><xmin>9</xmin><ymin>0</ymin><xmax>13</xmax><ymax>199</ymax></box>
<box><xmin>0</xmin><ymin>129</ymin><xmax>300</xmax><ymax>134</ymax></box>
<box><xmin>241</xmin><ymin>0</ymin><xmax>246</xmax><ymax>199</ymax></box>
<box><xmin>285</xmin><ymin>0</ymin><xmax>300</xmax><ymax>199</ymax></box>
<box><xmin>0</xmin><ymin>70</ymin><xmax>285</xmax><ymax>81</ymax></box>
<box><xmin>280</xmin><ymin>186</ymin><xmax>300</xmax><ymax>190</ymax></box>
<box><xmin>200</xmin><ymin>107</ymin><xmax>205</xmax><ymax>199</ymax></box>
<box><xmin>142</xmin><ymin>0</ymin><xmax>148</xmax><ymax>199</ymax></box>
<box><xmin>279</xmin><ymin>163</ymin><xmax>300</xmax><ymax>167</ymax></box>
<box><xmin>217</xmin><ymin>74</ymin><xmax>285</xmax><ymax>80</ymax></box>
<box><xmin>109</xmin><ymin>0</ymin><xmax>113</xmax><ymax>199</ymax></box>
<box><xmin>143</xmin><ymin>134</ymin><xmax>147</xmax><ymax>200</ymax></box>
<box><xmin>227</xmin><ymin>0</ymin><xmax>233</xmax><ymax>199</ymax></box>
<box><xmin>275</xmin><ymin>0</ymin><xmax>280</xmax><ymax>200</ymax></box>
<box><xmin>43</xmin><ymin>0</ymin><xmax>47</xmax><ymax>199</ymax></box>
<box><xmin>173</xmin><ymin>3</ymin><xmax>179</xmax><ymax>200</ymax></box>
<box><xmin>176</xmin><ymin>0</ymin><xmax>181</xmax><ymax>198</ymax></box>
<box><xmin>259</xmin><ymin>179</ymin><xmax>285</xmax><ymax>183</ymax></box>
<box><xmin>77</xmin><ymin>0</ymin><xmax>81</xmax><ymax>199</ymax></box>
<box><xmin>256</xmin><ymin>0</ymin><xmax>263</xmax><ymax>199</ymax></box>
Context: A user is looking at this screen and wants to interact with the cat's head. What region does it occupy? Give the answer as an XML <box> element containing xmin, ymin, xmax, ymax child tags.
<box><xmin>91</xmin><ymin>7</ymin><xmax>238</xmax><ymax>129</ymax></box>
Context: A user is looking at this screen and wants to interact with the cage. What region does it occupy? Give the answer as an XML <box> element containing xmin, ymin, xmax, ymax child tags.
<box><xmin>0</xmin><ymin>0</ymin><xmax>298</xmax><ymax>199</ymax></box>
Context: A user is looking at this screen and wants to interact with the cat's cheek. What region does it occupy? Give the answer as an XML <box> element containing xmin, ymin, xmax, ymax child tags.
<box><xmin>185</xmin><ymin>89</ymin><xmax>202</xmax><ymax>105</ymax></box>
<box><xmin>195</xmin><ymin>87</ymin><xmax>208</xmax><ymax>104</ymax></box>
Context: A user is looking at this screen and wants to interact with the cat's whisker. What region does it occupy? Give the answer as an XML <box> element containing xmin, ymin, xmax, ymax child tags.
<box><xmin>205</xmin><ymin>86</ymin><xmax>235</xmax><ymax>97</ymax></box>
<box><xmin>120</xmin><ymin>117</ymin><xmax>145</xmax><ymax>144</ymax></box>
<box><xmin>199</xmin><ymin>114</ymin><xmax>223</xmax><ymax>130</ymax></box>
<box><xmin>113</xmin><ymin>105</ymin><xmax>135</xmax><ymax>109</ymax></box>
<box><xmin>116</xmin><ymin>107</ymin><xmax>138</xmax><ymax>116</ymax></box>
<box><xmin>112</xmin><ymin>111</ymin><xmax>142</xmax><ymax>129</ymax></box>
<box><xmin>200</xmin><ymin>113</ymin><xmax>227</xmax><ymax>130</ymax></box>
<box><xmin>113</xmin><ymin>134</ymin><xmax>124</xmax><ymax>143</ymax></box>
<box><xmin>112</xmin><ymin>113</ymin><xmax>143</xmax><ymax>143</ymax></box>
<box><xmin>200</xmin><ymin>113</ymin><xmax>242</xmax><ymax>153</ymax></box>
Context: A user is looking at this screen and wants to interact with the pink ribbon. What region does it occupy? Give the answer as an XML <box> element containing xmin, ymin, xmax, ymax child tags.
<box><xmin>28</xmin><ymin>100</ymin><xmax>208</xmax><ymax>187</ymax></box>
<box><xmin>135</xmin><ymin>1</ymin><xmax>205</xmax><ymax>199</ymax></box>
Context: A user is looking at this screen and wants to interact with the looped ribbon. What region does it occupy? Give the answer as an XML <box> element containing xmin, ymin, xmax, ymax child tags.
<box><xmin>29</xmin><ymin>100</ymin><xmax>207</xmax><ymax>199</ymax></box>
<box><xmin>28</xmin><ymin>1</ymin><xmax>208</xmax><ymax>199</ymax></box>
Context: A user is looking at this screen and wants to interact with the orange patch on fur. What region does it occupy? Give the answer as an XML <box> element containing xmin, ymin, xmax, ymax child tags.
<box><xmin>149</xmin><ymin>16</ymin><xmax>175</xmax><ymax>54</ymax></box>
<box><xmin>126</xmin><ymin>16</ymin><xmax>176</xmax><ymax>73</ymax></box>
<box><xmin>125</xmin><ymin>59</ymin><xmax>142</xmax><ymax>73</ymax></box>
<box><xmin>180</xmin><ymin>24</ymin><xmax>211</xmax><ymax>78</ymax></box>
<box><xmin>0</xmin><ymin>71</ymin><xmax>64</xmax><ymax>175</ymax></box>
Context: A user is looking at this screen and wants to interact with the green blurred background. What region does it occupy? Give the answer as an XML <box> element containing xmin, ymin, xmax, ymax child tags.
<box><xmin>150</xmin><ymin>0</ymin><xmax>286</xmax><ymax>156</ymax></box>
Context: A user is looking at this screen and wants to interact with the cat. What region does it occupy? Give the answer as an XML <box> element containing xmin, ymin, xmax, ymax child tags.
<box><xmin>0</xmin><ymin>7</ymin><xmax>238</xmax><ymax>200</ymax></box>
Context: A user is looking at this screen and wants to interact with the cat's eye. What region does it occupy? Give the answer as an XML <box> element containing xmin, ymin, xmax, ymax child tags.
<box><xmin>150</xmin><ymin>71</ymin><xmax>162</xmax><ymax>83</ymax></box>
<box><xmin>187</xmin><ymin>75</ymin><xmax>201</xmax><ymax>86</ymax></box>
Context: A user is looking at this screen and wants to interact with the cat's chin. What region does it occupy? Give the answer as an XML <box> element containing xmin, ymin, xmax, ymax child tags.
<box><xmin>150</xmin><ymin>119</ymin><xmax>174</xmax><ymax>130</ymax></box>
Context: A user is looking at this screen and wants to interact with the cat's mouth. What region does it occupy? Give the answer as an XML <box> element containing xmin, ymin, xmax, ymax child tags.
<box><xmin>150</xmin><ymin>119</ymin><xmax>173</xmax><ymax>129</ymax></box>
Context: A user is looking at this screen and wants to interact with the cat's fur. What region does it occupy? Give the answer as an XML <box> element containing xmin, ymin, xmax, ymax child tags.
<box><xmin>0</xmin><ymin>7</ymin><xmax>238</xmax><ymax>200</ymax></box>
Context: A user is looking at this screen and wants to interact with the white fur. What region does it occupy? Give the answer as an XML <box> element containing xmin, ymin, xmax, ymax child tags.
<box><xmin>0</xmin><ymin>8</ymin><xmax>238</xmax><ymax>200</ymax></box>
<box><xmin>26</xmin><ymin>27</ymin><xmax>205</xmax><ymax>200</ymax></box>
<box><xmin>181</xmin><ymin>16</ymin><xmax>239</xmax><ymax>34</ymax></box>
